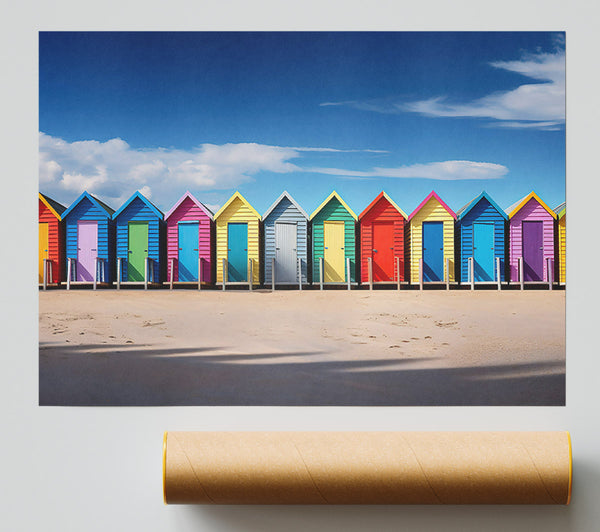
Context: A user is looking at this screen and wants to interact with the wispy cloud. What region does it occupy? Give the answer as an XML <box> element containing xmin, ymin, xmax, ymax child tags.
<box><xmin>307</xmin><ymin>160</ymin><xmax>508</xmax><ymax>181</ymax></box>
<box><xmin>321</xmin><ymin>46</ymin><xmax>565</xmax><ymax>130</ymax></box>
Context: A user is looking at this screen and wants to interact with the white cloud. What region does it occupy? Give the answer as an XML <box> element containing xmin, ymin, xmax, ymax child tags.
<box><xmin>321</xmin><ymin>47</ymin><xmax>565</xmax><ymax>130</ymax></box>
<box><xmin>307</xmin><ymin>160</ymin><xmax>508</xmax><ymax>181</ymax></box>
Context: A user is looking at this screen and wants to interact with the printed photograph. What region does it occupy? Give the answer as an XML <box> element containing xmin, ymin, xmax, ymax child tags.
<box><xmin>38</xmin><ymin>32</ymin><xmax>566</xmax><ymax>406</ymax></box>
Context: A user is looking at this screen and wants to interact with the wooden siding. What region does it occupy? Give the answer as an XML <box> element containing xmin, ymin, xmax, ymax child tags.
<box><xmin>39</xmin><ymin>199</ymin><xmax>63</xmax><ymax>283</ymax></box>
<box><xmin>312</xmin><ymin>197</ymin><xmax>356</xmax><ymax>283</ymax></box>
<box><xmin>458</xmin><ymin>197</ymin><xmax>506</xmax><ymax>283</ymax></box>
<box><xmin>508</xmin><ymin>197</ymin><xmax>555</xmax><ymax>282</ymax></box>
<box><xmin>408</xmin><ymin>197</ymin><xmax>455</xmax><ymax>283</ymax></box>
<box><xmin>557</xmin><ymin>214</ymin><xmax>566</xmax><ymax>284</ymax></box>
<box><xmin>64</xmin><ymin>196</ymin><xmax>114</xmax><ymax>282</ymax></box>
<box><xmin>215</xmin><ymin>196</ymin><xmax>260</xmax><ymax>284</ymax></box>
<box><xmin>166</xmin><ymin>196</ymin><xmax>213</xmax><ymax>283</ymax></box>
<box><xmin>115</xmin><ymin>196</ymin><xmax>163</xmax><ymax>282</ymax></box>
<box><xmin>359</xmin><ymin>195</ymin><xmax>405</xmax><ymax>283</ymax></box>
<box><xmin>263</xmin><ymin>196</ymin><xmax>308</xmax><ymax>284</ymax></box>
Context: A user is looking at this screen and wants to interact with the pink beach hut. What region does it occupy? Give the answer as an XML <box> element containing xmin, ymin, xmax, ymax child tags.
<box><xmin>164</xmin><ymin>191</ymin><xmax>214</xmax><ymax>285</ymax></box>
<box><xmin>506</xmin><ymin>191</ymin><xmax>557</xmax><ymax>284</ymax></box>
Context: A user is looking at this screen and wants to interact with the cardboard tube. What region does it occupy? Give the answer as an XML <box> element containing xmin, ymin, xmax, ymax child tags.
<box><xmin>163</xmin><ymin>431</ymin><xmax>572</xmax><ymax>505</ymax></box>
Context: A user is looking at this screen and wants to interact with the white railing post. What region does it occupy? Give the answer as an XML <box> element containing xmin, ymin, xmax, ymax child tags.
<box><xmin>470</xmin><ymin>257</ymin><xmax>474</xmax><ymax>291</ymax></box>
<box><xmin>43</xmin><ymin>259</ymin><xmax>48</xmax><ymax>290</ymax></box>
<box><xmin>272</xmin><ymin>257</ymin><xmax>276</xmax><ymax>291</ymax></box>
<box><xmin>346</xmin><ymin>257</ymin><xmax>351</xmax><ymax>290</ymax></box>
<box><xmin>198</xmin><ymin>257</ymin><xmax>202</xmax><ymax>291</ymax></box>
<box><xmin>169</xmin><ymin>258</ymin><xmax>174</xmax><ymax>290</ymax></box>
<box><xmin>248</xmin><ymin>258</ymin><xmax>253</xmax><ymax>291</ymax></box>
<box><xmin>446</xmin><ymin>257</ymin><xmax>450</xmax><ymax>291</ymax></box>
<box><xmin>117</xmin><ymin>258</ymin><xmax>122</xmax><ymax>289</ymax></box>
<box><xmin>66</xmin><ymin>258</ymin><xmax>72</xmax><ymax>290</ymax></box>
<box><xmin>496</xmin><ymin>257</ymin><xmax>501</xmax><ymax>291</ymax></box>
<box><xmin>548</xmin><ymin>257</ymin><xmax>553</xmax><ymax>290</ymax></box>
<box><xmin>93</xmin><ymin>257</ymin><xmax>98</xmax><ymax>291</ymax></box>
<box><xmin>396</xmin><ymin>257</ymin><xmax>401</xmax><ymax>291</ymax></box>
<box><xmin>298</xmin><ymin>257</ymin><xmax>302</xmax><ymax>291</ymax></box>
<box><xmin>222</xmin><ymin>258</ymin><xmax>227</xmax><ymax>291</ymax></box>
<box><xmin>419</xmin><ymin>258</ymin><xmax>423</xmax><ymax>290</ymax></box>
<box><xmin>519</xmin><ymin>257</ymin><xmax>524</xmax><ymax>290</ymax></box>
<box><xmin>368</xmin><ymin>257</ymin><xmax>373</xmax><ymax>290</ymax></box>
<box><xmin>144</xmin><ymin>257</ymin><xmax>149</xmax><ymax>290</ymax></box>
<box><xmin>319</xmin><ymin>257</ymin><xmax>324</xmax><ymax>290</ymax></box>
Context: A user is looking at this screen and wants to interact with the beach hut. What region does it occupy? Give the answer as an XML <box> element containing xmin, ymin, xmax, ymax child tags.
<box><xmin>263</xmin><ymin>191</ymin><xmax>309</xmax><ymax>286</ymax></box>
<box><xmin>506</xmin><ymin>191</ymin><xmax>557</xmax><ymax>283</ymax></box>
<box><xmin>214</xmin><ymin>192</ymin><xmax>261</xmax><ymax>286</ymax></box>
<box><xmin>164</xmin><ymin>191</ymin><xmax>214</xmax><ymax>285</ymax></box>
<box><xmin>554</xmin><ymin>202</ymin><xmax>566</xmax><ymax>285</ymax></box>
<box><xmin>407</xmin><ymin>191</ymin><xmax>457</xmax><ymax>284</ymax></box>
<box><xmin>38</xmin><ymin>193</ymin><xmax>66</xmax><ymax>285</ymax></box>
<box><xmin>61</xmin><ymin>191</ymin><xmax>115</xmax><ymax>284</ymax></box>
<box><xmin>358</xmin><ymin>191</ymin><xmax>407</xmax><ymax>284</ymax></box>
<box><xmin>310</xmin><ymin>191</ymin><xmax>358</xmax><ymax>285</ymax></box>
<box><xmin>113</xmin><ymin>191</ymin><xmax>165</xmax><ymax>284</ymax></box>
<box><xmin>456</xmin><ymin>191</ymin><xmax>508</xmax><ymax>284</ymax></box>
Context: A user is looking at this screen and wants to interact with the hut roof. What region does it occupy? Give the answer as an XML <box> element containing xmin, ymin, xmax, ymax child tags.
<box><xmin>456</xmin><ymin>191</ymin><xmax>508</xmax><ymax>221</ymax></box>
<box><xmin>39</xmin><ymin>192</ymin><xmax>66</xmax><ymax>220</ymax></box>
<box><xmin>262</xmin><ymin>191</ymin><xmax>309</xmax><ymax>220</ymax></box>
<box><xmin>112</xmin><ymin>190</ymin><xmax>164</xmax><ymax>220</ymax></box>
<box><xmin>309</xmin><ymin>191</ymin><xmax>357</xmax><ymax>221</ymax></box>
<box><xmin>61</xmin><ymin>191</ymin><xmax>115</xmax><ymax>219</ymax></box>
<box><xmin>505</xmin><ymin>191</ymin><xmax>557</xmax><ymax>219</ymax></box>
<box><xmin>407</xmin><ymin>190</ymin><xmax>457</xmax><ymax>221</ymax></box>
<box><xmin>213</xmin><ymin>191</ymin><xmax>261</xmax><ymax>220</ymax></box>
<box><xmin>554</xmin><ymin>202</ymin><xmax>566</xmax><ymax>219</ymax></box>
<box><xmin>359</xmin><ymin>191</ymin><xmax>408</xmax><ymax>220</ymax></box>
<box><xmin>164</xmin><ymin>191</ymin><xmax>214</xmax><ymax>221</ymax></box>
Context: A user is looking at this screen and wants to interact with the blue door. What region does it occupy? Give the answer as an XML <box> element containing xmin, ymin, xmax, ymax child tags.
<box><xmin>473</xmin><ymin>223</ymin><xmax>495</xmax><ymax>282</ymax></box>
<box><xmin>422</xmin><ymin>221</ymin><xmax>444</xmax><ymax>282</ymax></box>
<box><xmin>227</xmin><ymin>223</ymin><xmax>248</xmax><ymax>282</ymax></box>
<box><xmin>178</xmin><ymin>222</ymin><xmax>199</xmax><ymax>282</ymax></box>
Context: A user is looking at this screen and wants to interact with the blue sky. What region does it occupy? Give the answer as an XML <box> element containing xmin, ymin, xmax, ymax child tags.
<box><xmin>39</xmin><ymin>32</ymin><xmax>565</xmax><ymax>215</ymax></box>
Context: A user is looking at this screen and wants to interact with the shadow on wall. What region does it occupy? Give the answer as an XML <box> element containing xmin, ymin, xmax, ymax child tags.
<box><xmin>39</xmin><ymin>343</ymin><xmax>565</xmax><ymax>406</ymax></box>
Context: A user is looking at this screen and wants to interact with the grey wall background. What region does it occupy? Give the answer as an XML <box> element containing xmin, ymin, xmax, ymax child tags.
<box><xmin>2</xmin><ymin>1</ymin><xmax>599</xmax><ymax>530</ymax></box>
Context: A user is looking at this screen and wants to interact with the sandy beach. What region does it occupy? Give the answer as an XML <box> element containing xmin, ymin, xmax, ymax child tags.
<box><xmin>39</xmin><ymin>288</ymin><xmax>565</xmax><ymax>406</ymax></box>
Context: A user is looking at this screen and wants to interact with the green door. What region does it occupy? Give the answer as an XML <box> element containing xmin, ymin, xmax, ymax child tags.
<box><xmin>128</xmin><ymin>222</ymin><xmax>149</xmax><ymax>281</ymax></box>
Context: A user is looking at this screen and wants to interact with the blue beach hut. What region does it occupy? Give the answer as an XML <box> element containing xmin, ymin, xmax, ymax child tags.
<box><xmin>113</xmin><ymin>191</ymin><xmax>165</xmax><ymax>284</ymax></box>
<box><xmin>456</xmin><ymin>191</ymin><xmax>508</xmax><ymax>284</ymax></box>
<box><xmin>62</xmin><ymin>191</ymin><xmax>115</xmax><ymax>284</ymax></box>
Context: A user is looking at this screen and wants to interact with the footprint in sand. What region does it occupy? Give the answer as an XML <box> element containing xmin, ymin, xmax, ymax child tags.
<box><xmin>435</xmin><ymin>321</ymin><xmax>458</xmax><ymax>328</ymax></box>
<box><xmin>142</xmin><ymin>320</ymin><xmax>166</xmax><ymax>327</ymax></box>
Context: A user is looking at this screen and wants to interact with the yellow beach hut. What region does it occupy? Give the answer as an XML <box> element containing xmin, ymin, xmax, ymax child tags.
<box><xmin>214</xmin><ymin>192</ymin><xmax>261</xmax><ymax>286</ymax></box>
<box><xmin>554</xmin><ymin>202</ymin><xmax>566</xmax><ymax>285</ymax></box>
<box><xmin>407</xmin><ymin>191</ymin><xmax>457</xmax><ymax>284</ymax></box>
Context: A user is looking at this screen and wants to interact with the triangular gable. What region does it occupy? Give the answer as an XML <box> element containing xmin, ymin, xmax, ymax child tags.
<box><xmin>457</xmin><ymin>191</ymin><xmax>508</xmax><ymax>221</ymax></box>
<box><xmin>554</xmin><ymin>202</ymin><xmax>566</xmax><ymax>219</ymax></box>
<box><xmin>39</xmin><ymin>192</ymin><xmax>66</xmax><ymax>221</ymax></box>
<box><xmin>213</xmin><ymin>191</ymin><xmax>261</xmax><ymax>220</ymax></box>
<box><xmin>164</xmin><ymin>191</ymin><xmax>214</xmax><ymax>221</ymax></box>
<box><xmin>262</xmin><ymin>191</ymin><xmax>309</xmax><ymax>221</ymax></box>
<box><xmin>506</xmin><ymin>191</ymin><xmax>557</xmax><ymax>219</ymax></box>
<box><xmin>359</xmin><ymin>191</ymin><xmax>407</xmax><ymax>220</ymax></box>
<box><xmin>309</xmin><ymin>191</ymin><xmax>358</xmax><ymax>221</ymax></box>
<box><xmin>407</xmin><ymin>191</ymin><xmax>457</xmax><ymax>221</ymax></box>
<box><xmin>61</xmin><ymin>191</ymin><xmax>114</xmax><ymax>220</ymax></box>
<box><xmin>112</xmin><ymin>191</ymin><xmax>163</xmax><ymax>220</ymax></box>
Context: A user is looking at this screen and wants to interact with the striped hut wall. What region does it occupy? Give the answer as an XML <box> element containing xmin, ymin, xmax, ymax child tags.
<box><xmin>312</xmin><ymin>197</ymin><xmax>356</xmax><ymax>283</ymax></box>
<box><xmin>459</xmin><ymin>197</ymin><xmax>506</xmax><ymax>283</ymax></box>
<box><xmin>166</xmin><ymin>197</ymin><xmax>213</xmax><ymax>283</ymax></box>
<box><xmin>508</xmin><ymin>198</ymin><xmax>555</xmax><ymax>283</ymax></box>
<box><xmin>115</xmin><ymin>196</ymin><xmax>162</xmax><ymax>282</ymax></box>
<box><xmin>64</xmin><ymin>196</ymin><xmax>114</xmax><ymax>282</ymax></box>
<box><xmin>215</xmin><ymin>197</ymin><xmax>260</xmax><ymax>284</ymax></box>
<box><xmin>558</xmin><ymin>214</ymin><xmax>566</xmax><ymax>284</ymax></box>
<box><xmin>359</xmin><ymin>196</ymin><xmax>405</xmax><ymax>283</ymax></box>
<box><xmin>263</xmin><ymin>197</ymin><xmax>308</xmax><ymax>284</ymax></box>
<box><xmin>409</xmin><ymin>197</ymin><xmax>455</xmax><ymax>283</ymax></box>
<box><xmin>39</xmin><ymin>199</ymin><xmax>63</xmax><ymax>284</ymax></box>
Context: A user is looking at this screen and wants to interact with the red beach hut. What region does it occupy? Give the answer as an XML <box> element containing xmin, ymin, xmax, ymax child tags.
<box><xmin>359</xmin><ymin>191</ymin><xmax>408</xmax><ymax>284</ymax></box>
<box><xmin>164</xmin><ymin>191</ymin><xmax>214</xmax><ymax>284</ymax></box>
<box><xmin>38</xmin><ymin>192</ymin><xmax>66</xmax><ymax>285</ymax></box>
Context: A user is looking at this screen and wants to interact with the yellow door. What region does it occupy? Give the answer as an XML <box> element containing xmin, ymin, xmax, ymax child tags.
<box><xmin>39</xmin><ymin>222</ymin><xmax>49</xmax><ymax>283</ymax></box>
<box><xmin>324</xmin><ymin>221</ymin><xmax>345</xmax><ymax>282</ymax></box>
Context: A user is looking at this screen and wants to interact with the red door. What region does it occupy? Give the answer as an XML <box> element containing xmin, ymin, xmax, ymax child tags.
<box><xmin>372</xmin><ymin>222</ymin><xmax>394</xmax><ymax>281</ymax></box>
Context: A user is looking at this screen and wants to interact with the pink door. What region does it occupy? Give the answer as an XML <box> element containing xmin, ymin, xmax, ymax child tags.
<box><xmin>77</xmin><ymin>221</ymin><xmax>98</xmax><ymax>281</ymax></box>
